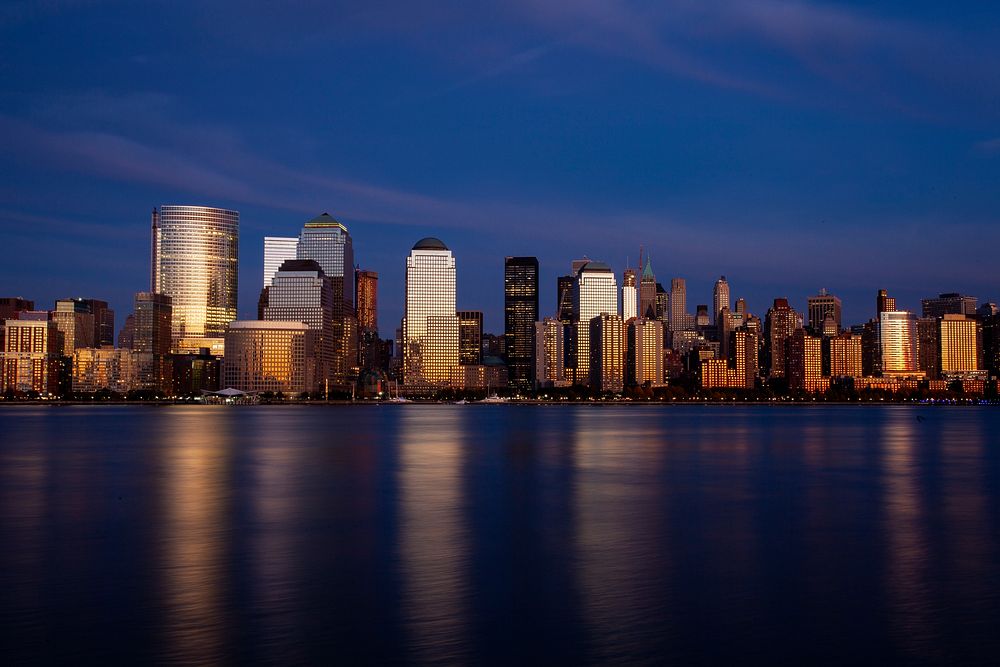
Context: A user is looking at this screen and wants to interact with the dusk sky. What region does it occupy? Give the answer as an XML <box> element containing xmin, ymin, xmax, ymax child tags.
<box><xmin>2</xmin><ymin>1</ymin><xmax>999</xmax><ymax>335</ymax></box>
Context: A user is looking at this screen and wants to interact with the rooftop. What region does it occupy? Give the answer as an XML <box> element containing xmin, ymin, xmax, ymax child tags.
<box><xmin>412</xmin><ymin>237</ymin><xmax>449</xmax><ymax>251</ymax></box>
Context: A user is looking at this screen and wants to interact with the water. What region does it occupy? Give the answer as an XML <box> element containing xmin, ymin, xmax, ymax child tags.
<box><xmin>0</xmin><ymin>405</ymin><xmax>997</xmax><ymax>665</ymax></box>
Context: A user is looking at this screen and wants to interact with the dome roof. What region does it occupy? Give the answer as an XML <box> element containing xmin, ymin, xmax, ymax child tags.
<box><xmin>412</xmin><ymin>237</ymin><xmax>449</xmax><ymax>251</ymax></box>
<box><xmin>578</xmin><ymin>260</ymin><xmax>611</xmax><ymax>273</ymax></box>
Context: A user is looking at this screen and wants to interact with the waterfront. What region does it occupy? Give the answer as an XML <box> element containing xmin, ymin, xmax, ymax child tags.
<box><xmin>1</xmin><ymin>405</ymin><xmax>998</xmax><ymax>664</ymax></box>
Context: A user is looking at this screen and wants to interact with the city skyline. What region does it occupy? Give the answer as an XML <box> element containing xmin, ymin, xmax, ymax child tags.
<box><xmin>3</xmin><ymin>3</ymin><xmax>1000</xmax><ymax>334</ymax></box>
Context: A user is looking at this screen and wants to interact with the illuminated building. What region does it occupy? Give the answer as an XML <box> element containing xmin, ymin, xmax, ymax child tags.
<box><xmin>573</xmin><ymin>261</ymin><xmax>617</xmax><ymax>385</ymax></box>
<box><xmin>828</xmin><ymin>333</ymin><xmax>862</xmax><ymax>378</ymax></box>
<box><xmin>223</xmin><ymin>321</ymin><xmax>315</xmax><ymax>394</ymax></box>
<box><xmin>668</xmin><ymin>278</ymin><xmax>690</xmax><ymax>331</ymax></box>
<box><xmin>403</xmin><ymin>237</ymin><xmax>458</xmax><ymax>387</ymax></box>
<box><xmin>0</xmin><ymin>297</ymin><xmax>34</xmax><ymax>352</ymax></box>
<box><xmin>807</xmin><ymin>289</ymin><xmax>841</xmax><ymax>334</ymax></box>
<box><xmin>879</xmin><ymin>311</ymin><xmax>918</xmax><ymax>375</ymax></box>
<box><xmin>152</xmin><ymin>205</ymin><xmax>239</xmax><ymax>353</ymax></box>
<box><xmin>626</xmin><ymin>318</ymin><xmax>664</xmax><ymax>387</ymax></box>
<box><xmin>696</xmin><ymin>305</ymin><xmax>709</xmax><ymax>328</ymax></box>
<box><xmin>713</xmin><ymin>276</ymin><xmax>730</xmax><ymax>324</ymax></box>
<box><xmin>557</xmin><ymin>276</ymin><xmax>575</xmax><ymax>322</ymax></box>
<box><xmin>938</xmin><ymin>314</ymin><xmax>980</xmax><ymax>378</ymax></box>
<box><xmin>534</xmin><ymin>317</ymin><xmax>566</xmax><ymax>388</ymax></box>
<box><xmin>504</xmin><ymin>256</ymin><xmax>539</xmax><ymax>393</ymax></box>
<box><xmin>263</xmin><ymin>259</ymin><xmax>334</xmax><ymax>391</ymax></box>
<box><xmin>876</xmin><ymin>289</ymin><xmax>896</xmax><ymax>319</ymax></box>
<box><xmin>449</xmin><ymin>357</ymin><xmax>508</xmax><ymax>390</ymax></box>
<box><xmin>71</xmin><ymin>348</ymin><xmax>136</xmax><ymax>393</ymax></box>
<box><xmin>263</xmin><ymin>237</ymin><xmax>298</xmax><ymax>288</ymax></box>
<box><xmin>52</xmin><ymin>298</ymin><xmax>95</xmax><ymax>355</ymax></box>
<box><xmin>657</xmin><ymin>283</ymin><xmax>670</xmax><ymax>323</ymax></box>
<box><xmin>764</xmin><ymin>298</ymin><xmax>800</xmax><ymax>379</ymax></box>
<box><xmin>356</xmin><ymin>269</ymin><xmax>378</xmax><ymax>332</ymax></box>
<box><xmin>639</xmin><ymin>257</ymin><xmax>657</xmax><ymax>320</ymax></box>
<box><xmin>1</xmin><ymin>319</ymin><xmax>61</xmax><ymax>395</ymax></box>
<box><xmin>787</xmin><ymin>329</ymin><xmax>828</xmax><ymax>392</ymax></box>
<box><xmin>133</xmin><ymin>292</ymin><xmax>173</xmax><ymax>392</ymax></box>
<box><xmin>622</xmin><ymin>269</ymin><xmax>637</xmax><ymax>321</ymax></box>
<box><xmin>589</xmin><ymin>313</ymin><xmax>624</xmax><ymax>393</ymax></box>
<box><xmin>700</xmin><ymin>328</ymin><xmax>758</xmax><ymax>389</ymax></box>
<box><xmin>296</xmin><ymin>213</ymin><xmax>356</xmax><ymax>386</ymax></box>
<box><xmin>457</xmin><ymin>310</ymin><xmax>483</xmax><ymax>366</ymax></box>
<box><xmin>735</xmin><ymin>298</ymin><xmax>746</xmax><ymax>317</ymax></box>
<box><xmin>921</xmin><ymin>293</ymin><xmax>977</xmax><ymax>319</ymax></box>
<box><xmin>916</xmin><ymin>317</ymin><xmax>939</xmax><ymax>379</ymax></box>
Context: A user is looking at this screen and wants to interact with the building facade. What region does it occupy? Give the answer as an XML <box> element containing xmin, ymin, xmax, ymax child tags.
<box><xmin>504</xmin><ymin>256</ymin><xmax>539</xmax><ymax>393</ymax></box>
<box><xmin>573</xmin><ymin>261</ymin><xmax>617</xmax><ymax>385</ymax></box>
<box><xmin>223</xmin><ymin>321</ymin><xmax>315</xmax><ymax>394</ymax></box>
<box><xmin>535</xmin><ymin>317</ymin><xmax>566</xmax><ymax>388</ymax></box>
<box><xmin>922</xmin><ymin>293</ymin><xmax>977</xmax><ymax>319</ymax></box>
<box><xmin>52</xmin><ymin>298</ymin><xmax>95</xmax><ymax>355</ymax></box>
<box><xmin>622</xmin><ymin>269</ymin><xmax>637</xmax><ymax>321</ymax></box>
<box><xmin>457</xmin><ymin>310</ymin><xmax>483</xmax><ymax>366</ymax></box>
<box><xmin>807</xmin><ymin>289</ymin><xmax>842</xmax><ymax>334</ymax></box>
<box><xmin>403</xmin><ymin>238</ymin><xmax>458</xmax><ymax>387</ymax></box>
<box><xmin>764</xmin><ymin>298</ymin><xmax>800</xmax><ymax>379</ymax></box>
<box><xmin>938</xmin><ymin>314</ymin><xmax>980</xmax><ymax>378</ymax></box>
<box><xmin>589</xmin><ymin>313</ymin><xmax>624</xmax><ymax>393</ymax></box>
<box><xmin>879</xmin><ymin>311</ymin><xmax>919</xmax><ymax>375</ymax></box>
<box><xmin>626</xmin><ymin>318</ymin><xmax>665</xmax><ymax>387</ymax></box>
<box><xmin>1</xmin><ymin>319</ymin><xmax>61</xmax><ymax>395</ymax></box>
<box><xmin>713</xmin><ymin>276</ymin><xmax>730</xmax><ymax>324</ymax></box>
<box><xmin>263</xmin><ymin>236</ymin><xmax>299</xmax><ymax>288</ymax></box>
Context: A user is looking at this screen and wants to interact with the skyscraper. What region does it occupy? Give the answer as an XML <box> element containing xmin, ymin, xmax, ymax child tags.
<box><xmin>938</xmin><ymin>314</ymin><xmax>980</xmax><ymax>378</ymax></box>
<box><xmin>296</xmin><ymin>213</ymin><xmax>356</xmax><ymax>386</ymax></box>
<box><xmin>829</xmin><ymin>333</ymin><xmax>863</xmax><ymax>378</ymax></box>
<box><xmin>787</xmin><ymin>329</ymin><xmax>827</xmax><ymax>392</ymax></box>
<box><xmin>52</xmin><ymin>298</ymin><xmax>95</xmax><ymax>355</ymax></box>
<box><xmin>0</xmin><ymin>297</ymin><xmax>34</xmax><ymax>352</ymax></box>
<box><xmin>557</xmin><ymin>276</ymin><xmax>575</xmax><ymax>322</ymax></box>
<box><xmin>668</xmin><ymin>278</ymin><xmax>687</xmax><ymax>331</ymax></box>
<box><xmin>457</xmin><ymin>310</ymin><xmax>483</xmax><ymax>366</ymax></box>
<box><xmin>133</xmin><ymin>292</ymin><xmax>173</xmax><ymax>392</ymax></box>
<box><xmin>879</xmin><ymin>311</ymin><xmax>918</xmax><ymax>375</ymax></box>
<box><xmin>876</xmin><ymin>289</ymin><xmax>896</xmax><ymax>319</ymax></box>
<box><xmin>589</xmin><ymin>313</ymin><xmax>624</xmax><ymax>393</ymax></box>
<box><xmin>622</xmin><ymin>268</ymin><xmax>637</xmax><ymax>321</ymax></box>
<box><xmin>1</xmin><ymin>319</ymin><xmax>61</xmax><ymax>395</ymax></box>
<box><xmin>403</xmin><ymin>238</ymin><xmax>458</xmax><ymax>387</ymax></box>
<box><xmin>764</xmin><ymin>298</ymin><xmax>800</xmax><ymax>379</ymax></box>
<box><xmin>921</xmin><ymin>293</ymin><xmax>978</xmax><ymax>319</ymax></box>
<box><xmin>573</xmin><ymin>261</ymin><xmax>617</xmax><ymax>385</ymax></box>
<box><xmin>639</xmin><ymin>257</ymin><xmax>657</xmax><ymax>320</ymax></box>
<box><xmin>263</xmin><ymin>237</ymin><xmax>299</xmax><ymax>288</ymax></box>
<box><xmin>504</xmin><ymin>256</ymin><xmax>539</xmax><ymax>393</ymax></box>
<box><xmin>264</xmin><ymin>259</ymin><xmax>335</xmax><ymax>392</ymax></box>
<box><xmin>807</xmin><ymin>289</ymin><xmax>842</xmax><ymax>334</ymax></box>
<box><xmin>713</xmin><ymin>276</ymin><xmax>730</xmax><ymax>324</ymax></box>
<box><xmin>355</xmin><ymin>269</ymin><xmax>378</xmax><ymax>332</ymax></box>
<box><xmin>535</xmin><ymin>317</ymin><xmax>565</xmax><ymax>388</ymax></box>
<box><xmin>916</xmin><ymin>317</ymin><xmax>939</xmax><ymax>379</ymax></box>
<box><xmin>626</xmin><ymin>318</ymin><xmax>664</xmax><ymax>387</ymax></box>
<box><xmin>152</xmin><ymin>205</ymin><xmax>239</xmax><ymax>353</ymax></box>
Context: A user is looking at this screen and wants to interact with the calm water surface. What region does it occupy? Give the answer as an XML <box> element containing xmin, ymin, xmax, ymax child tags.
<box><xmin>0</xmin><ymin>405</ymin><xmax>998</xmax><ymax>665</ymax></box>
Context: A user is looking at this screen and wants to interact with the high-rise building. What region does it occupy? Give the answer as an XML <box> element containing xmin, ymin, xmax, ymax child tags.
<box><xmin>78</xmin><ymin>299</ymin><xmax>114</xmax><ymax>348</ymax></box>
<box><xmin>700</xmin><ymin>328</ymin><xmax>758</xmax><ymax>389</ymax></box>
<box><xmin>735</xmin><ymin>298</ymin><xmax>747</xmax><ymax>317</ymax></box>
<box><xmin>981</xmin><ymin>311</ymin><xmax>1000</xmax><ymax>379</ymax></box>
<box><xmin>626</xmin><ymin>318</ymin><xmax>664</xmax><ymax>387</ymax></box>
<box><xmin>668</xmin><ymin>278</ymin><xmax>687</xmax><ymax>331</ymax></box>
<box><xmin>0</xmin><ymin>297</ymin><xmax>34</xmax><ymax>352</ymax></box>
<box><xmin>223</xmin><ymin>321</ymin><xmax>315</xmax><ymax>394</ymax></box>
<box><xmin>829</xmin><ymin>333</ymin><xmax>862</xmax><ymax>378</ymax></box>
<box><xmin>713</xmin><ymin>276</ymin><xmax>730</xmax><ymax>324</ymax></box>
<box><xmin>535</xmin><ymin>317</ymin><xmax>565</xmax><ymax>388</ymax></box>
<box><xmin>656</xmin><ymin>283</ymin><xmax>670</xmax><ymax>323</ymax></box>
<box><xmin>263</xmin><ymin>237</ymin><xmax>299</xmax><ymax>288</ymax></box>
<box><xmin>1</xmin><ymin>319</ymin><xmax>61</xmax><ymax>395</ymax></box>
<box><xmin>557</xmin><ymin>276</ymin><xmax>575</xmax><ymax>322</ymax></box>
<box><xmin>916</xmin><ymin>317</ymin><xmax>939</xmax><ymax>380</ymax></box>
<box><xmin>639</xmin><ymin>257</ymin><xmax>657</xmax><ymax>320</ymax></box>
<box><xmin>52</xmin><ymin>298</ymin><xmax>95</xmax><ymax>355</ymax></box>
<box><xmin>764</xmin><ymin>298</ymin><xmax>800</xmax><ymax>379</ymax></box>
<box><xmin>876</xmin><ymin>289</ymin><xmax>896</xmax><ymax>319</ymax></box>
<box><xmin>457</xmin><ymin>310</ymin><xmax>483</xmax><ymax>366</ymax></box>
<box><xmin>152</xmin><ymin>205</ymin><xmax>239</xmax><ymax>353</ymax></box>
<box><xmin>297</xmin><ymin>213</ymin><xmax>356</xmax><ymax>386</ymax></box>
<box><xmin>922</xmin><ymin>293</ymin><xmax>978</xmax><ymax>319</ymax></box>
<box><xmin>938</xmin><ymin>314</ymin><xmax>980</xmax><ymax>378</ymax></box>
<box><xmin>696</xmin><ymin>305</ymin><xmax>709</xmax><ymax>328</ymax></box>
<box><xmin>504</xmin><ymin>256</ymin><xmax>539</xmax><ymax>393</ymax></box>
<box><xmin>573</xmin><ymin>261</ymin><xmax>617</xmax><ymax>385</ymax></box>
<box><xmin>787</xmin><ymin>329</ymin><xmax>827</xmax><ymax>392</ymax></box>
<box><xmin>807</xmin><ymin>289</ymin><xmax>842</xmax><ymax>334</ymax></box>
<box><xmin>589</xmin><ymin>313</ymin><xmax>624</xmax><ymax>393</ymax></box>
<box><xmin>264</xmin><ymin>259</ymin><xmax>334</xmax><ymax>392</ymax></box>
<box><xmin>133</xmin><ymin>292</ymin><xmax>173</xmax><ymax>392</ymax></box>
<box><xmin>879</xmin><ymin>311</ymin><xmax>918</xmax><ymax>375</ymax></box>
<box><xmin>118</xmin><ymin>314</ymin><xmax>135</xmax><ymax>350</ymax></box>
<box><xmin>622</xmin><ymin>269</ymin><xmax>637</xmax><ymax>321</ymax></box>
<box><xmin>403</xmin><ymin>238</ymin><xmax>458</xmax><ymax>387</ymax></box>
<box><xmin>356</xmin><ymin>269</ymin><xmax>378</xmax><ymax>332</ymax></box>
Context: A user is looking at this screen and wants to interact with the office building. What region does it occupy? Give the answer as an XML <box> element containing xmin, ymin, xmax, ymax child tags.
<box><xmin>828</xmin><ymin>333</ymin><xmax>862</xmax><ymax>378</ymax></box>
<box><xmin>172</xmin><ymin>350</ymin><xmax>221</xmax><ymax>395</ymax></box>
<box><xmin>403</xmin><ymin>238</ymin><xmax>459</xmax><ymax>387</ymax></box>
<box><xmin>735</xmin><ymin>298</ymin><xmax>747</xmax><ymax>316</ymax></box>
<box><xmin>133</xmin><ymin>292</ymin><xmax>173</xmax><ymax>392</ymax></box>
<box><xmin>916</xmin><ymin>317</ymin><xmax>940</xmax><ymax>379</ymax></box>
<box><xmin>264</xmin><ymin>259</ymin><xmax>335</xmax><ymax>391</ymax></box>
<box><xmin>639</xmin><ymin>257</ymin><xmax>657</xmax><ymax>320</ymax></box>
<box><xmin>152</xmin><ymin>205</ymin><xmax>239</xmax><ymax>353</ymax></box>
<box><xmin>535</xmin><ymin>317</ymin><xmax>566</xmax><ymax>388</ymax></box>
<box><xmin>696</xmin><ymin>305</ymin><xmax>710</xmax><ymax>328</ymax></box>
<box><xmin>0</xmin><ymin>298</ymin><xmax>34</xmax><ymax>352</ymax></box>
<box><xmin>922</xmin><ymin>293</ymin><xmax>978</xmax><ymax>319</ymax></box>
<box><xmin>807</xmin><ymin>289</ymin><xmax>842</xmax><ymax>334</ymax></box>
<box><xmin>764</xmin><ymin>298</ymin><xmax>800</xmax><ymax>379</ymax></box>
<box><xmin>573</xmin><ymin>261</ymin><xmax>617</xmax><ymax>385</ymax></box>
<box><xmin>223</xmin><ymin>321</ymin><xmax>315</xmax><ymax>394</ymax></box>
<box><xmin>356</xmin><ymin>269</ymin><xmax>378</xmax><ymax>332</ymax></box>
<box><xmin>458</xmin><ymin>310</ymin><xmax>484</xmax><ymax>366</ymax></box>
<box><xmin>52</xmin><ymin>298</ymin><xmax>95</xmax><ymax>355</ymax></box>
<box><xmin>700</xmin><ymin>329</ymin><xmax>758</xmax><ymax>389</ymax></box>
<box><xmin>876</xmin><ymin>289</ymin><xmax>896</xmax><ymax>319</ymax></box>
<box><xmin>787</xmin><ymin>329</ymin><xmax>828</xmax><ymax>392</ymax></box>
<box><xmin>713</xmin><ymin>276</ymin><xmax>730</xmax><ymax>324</ymax></box>
<box><xmin>1</xmin><ymin>319</ymin><xmax>61</xmax><ymax>395</ymax></box>
<box><xmin>557</xmin><ymin>276</ymin><xmax>575</xmax><ymax>322</ymax></box>
<box><xmin>71</xmin><ymin>348</ymin><xmax>136</xmax><ymax>394</ymax></box>
<box><xmin>626</xmin><ymin>318</ymin><xmax>664</xmax><ymax>387</ymax></box>
<box><xmin>879</xmin><ymin>311</ymin><xmax>918</xmax><ymax>375</ymax></box>
<box><xmin>622</xmin><ymin>269</ymin><xmax>637</xmax><ymax>321</ymax></box>
<box><xmin>263</xmin><ymin>237</ymin><xmax>299</xmax><ymax>288</ymax></box>
<box><xmin>668</xmin><ymin>278</ymin><xmax>688</xmax><ymax>331</ymax></box>
<box><xmin>504</xmin><ymin>256</ymin><xmax>539</xmax><ymax>393</ymax></box>
<box><xmin>589</xmin><ymin>313</ymin><xmax>624</xmax><ymax>393</ymax></box>
<box><xmin>938</xmin><ymin>314</ymin><xmax>980</xmax><ymax>378</ymax></box>
<box><xmin>981</xmin><ymin>311</ymin><xmax>1000</xmax><ymax>378</ymax></box>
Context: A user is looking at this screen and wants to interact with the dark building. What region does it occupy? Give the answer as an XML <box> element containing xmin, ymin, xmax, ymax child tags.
<box><xmin>257</xmin><ymin>286</ymin><xmax>269</xmax><ymax>319</ymax></box>
<box><xmin>458</xmin><ymin>310</ymin><xmax>483</xmax><ymax>366</ymax></box>
<box><xmin>133</xmin><ymin>292</ymin><xmax>173</xmax><ymax>392</ymax></box>
<box><xmin>172</xmin><ymin>350</ymin><xmax>221</xmax><ymax>395</ymax></box>
<box><xmin>655</xmin><ymin>283</ymin><xmax>668</xmax><ymax>321</ymax></box>
<box><xmin>79</xmin><ymin>298</ymin><xmax>115</xmax><ymax>347</ymax></box>
<box><xmin>916</xmin><ymin>317</ymin><xmax>940</xmax><ymax>380</ymax></box>
<box><xmin>764</xmin><ymin>298</ymin><xmax>800</xmax><ymax>379</ymax></box>
<box><xmin>982</xmin><ymin>311</ymin><xmax>1000</xmax><ymax>379</ymax></box>
<box><xmin>482</xmin><ymin>333</ymin><xmax>506</xmax><ymax>358</ymax></box>
<box><xmin>504</xmin><ymin>257</ymin><xmax>539</xmax><ymax>392</ymax></box>
<box><xmin>118</xmin><ymin>314</ymin><xmax>135</xmax><ymax>350</ymax></box>
<box><xmin>861</xmin><ymin>320</ymin><xmax>880</xmax><ymax>377</ymax></box>
<box><xmin>921</xmin><ymin>293</ymin><xmax>978</xmax><ymax>319</ymax></box>
<box><xmin>876</xmin><ymin>289</ymin><xmax>896</xmax><ymax>319</ymax></box>
<box><xmin>557</xmin><ymin>275</ymin><xmax>575</xmax><ymax>322</ymax></box>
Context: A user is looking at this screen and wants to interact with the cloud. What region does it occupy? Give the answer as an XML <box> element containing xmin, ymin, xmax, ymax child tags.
<box><xmin>975</xmin><ymin>137</ymin><xmax>1000</xmax><ymax>154</ymax></box>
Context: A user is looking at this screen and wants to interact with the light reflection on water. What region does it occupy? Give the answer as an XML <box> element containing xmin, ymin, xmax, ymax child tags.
<box><xmin>0</xmin><ymin>404</ymin><xmax>998</xmax><ymax>665</ymax></box>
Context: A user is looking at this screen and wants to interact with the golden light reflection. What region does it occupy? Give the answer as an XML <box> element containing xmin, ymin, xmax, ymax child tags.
<box><xmin>397</xmin><ymin>407</ymin><xmax>470</xmax><ymax>664</ymax></box>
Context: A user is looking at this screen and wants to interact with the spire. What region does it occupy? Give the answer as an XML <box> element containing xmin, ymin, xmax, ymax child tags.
<box><xmin>641</xmin><ymin>256</ymin><xmax>655</xmax><ymax>280</ymax></box>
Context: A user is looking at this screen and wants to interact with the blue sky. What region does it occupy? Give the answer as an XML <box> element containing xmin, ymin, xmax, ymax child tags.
<box><xmin>2</xmin><ymin>0</ymin><xmax>999</xmax><ymax>335</ymax></box>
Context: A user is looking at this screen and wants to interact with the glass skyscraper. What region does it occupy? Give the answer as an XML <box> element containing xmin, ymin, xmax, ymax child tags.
<box><xmin>152</xmin><ymin>205</ymin><xmax>239</xmax><ymax>353</ymax></box>
<box><xmin>879</xmin><ymin>311</ymin><xmax>918</xmax><ymax>375</ymax></box>
<box><xmin>263</xmin><ymin>237</ymin><xmax>299</xmax><ymax>288</ymax></box>
<box><xmin>504</xmin><ymin>256</ymin><xmax>539</xmax><ymax>393</ymax></box>
<box><xmin>573</xmin><ymin>261</ymin><xmax>617</xmax><ymax>385</ymax></box>
<box><xmin>403</xmin><ymin>237</ymin><xmax>458</xmax><ymax>387</ymax></box>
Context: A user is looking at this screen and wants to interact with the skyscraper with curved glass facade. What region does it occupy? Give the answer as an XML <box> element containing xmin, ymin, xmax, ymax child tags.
<box><xmin>152</xmin><ymin>205</ymin><xmax>238</xmax><ymax>353</ymax></box>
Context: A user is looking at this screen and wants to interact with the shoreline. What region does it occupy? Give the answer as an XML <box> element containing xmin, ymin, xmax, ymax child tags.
<box><xmin>1</xmin><ymin>399</ymin><xmax>996</xmax><ymax>407</ymax></box>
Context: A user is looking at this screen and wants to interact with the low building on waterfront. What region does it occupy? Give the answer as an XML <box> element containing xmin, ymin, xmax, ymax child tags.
<box><xmin>223</xmin><ymin>320</ymin><xmax>315</xmax><ymax>395</ymax></box>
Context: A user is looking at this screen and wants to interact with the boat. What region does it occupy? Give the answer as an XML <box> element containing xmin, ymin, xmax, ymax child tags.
<box><xmin>478</xmin><ymin>394</ymin><xmax>508</xmax><ymax>404</ymax></box>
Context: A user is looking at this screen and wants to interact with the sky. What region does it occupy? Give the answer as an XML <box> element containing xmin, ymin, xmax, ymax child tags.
<box><xmin>2</xmin><ymin>0</ymin><xmax>999</xmax><ymax>336</ymax></box>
